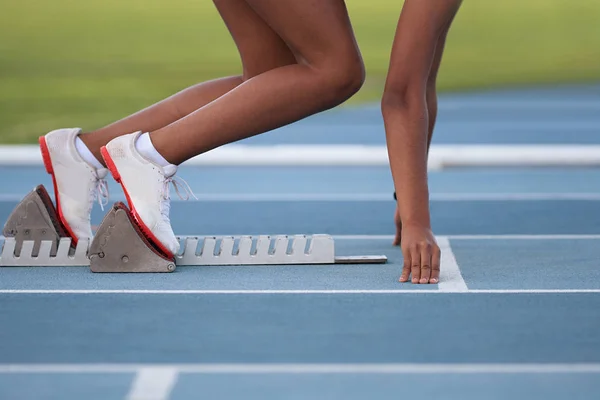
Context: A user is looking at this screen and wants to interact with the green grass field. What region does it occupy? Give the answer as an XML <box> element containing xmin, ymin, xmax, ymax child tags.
<box><xmin>1</xmin><ymin>0</ymin><xmax>599</xmax><ymax>143</ymax></box>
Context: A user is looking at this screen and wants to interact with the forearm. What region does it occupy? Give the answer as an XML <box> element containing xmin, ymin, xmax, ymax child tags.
<box><xmin>382</xmin><ymin>93</ymin><xmax>431</xmax><ymax>226</ymax></box>
<box><xmin>382</xmin><ymin>0</ymin><xmax>461</xmax><ymax>283</ymax></box>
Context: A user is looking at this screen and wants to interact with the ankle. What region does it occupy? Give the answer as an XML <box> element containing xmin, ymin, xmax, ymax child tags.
<box><xmin>75</xmin><ymin>135</ymin><xmax>105</xmax><ymax>169</ymax></box>
<box><xmin>135</xmin><ymin>132</ymin><xmax>171</xmax><ymax>168</ymax></box>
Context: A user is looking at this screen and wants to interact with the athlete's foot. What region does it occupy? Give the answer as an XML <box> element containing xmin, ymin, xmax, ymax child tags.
<box><xmin>39</xmin><ymin>128</ymin><xmax>109</xmax><ymax>244</ymax></box>
<box><xmin>101</xmin><ymin>131</ymin><xmax>194</xmax><ymax>258</ymax></box>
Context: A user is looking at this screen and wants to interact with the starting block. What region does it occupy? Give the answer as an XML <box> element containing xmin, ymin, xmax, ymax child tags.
<box><xmin>0</xmin><ymin>185</ymin><xmax>387</xmax><ymax>272</ymax></box>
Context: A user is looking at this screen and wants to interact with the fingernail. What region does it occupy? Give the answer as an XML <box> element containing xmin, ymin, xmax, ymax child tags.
<box><xmin>430</xmin><ymin>278</ymin><xmax>438</xmax><ymax>284</ymax></box>
<box><xmin>420</xmin><ymin>278</ymin><xmax>428</xmax><ymax>284</ymax></box>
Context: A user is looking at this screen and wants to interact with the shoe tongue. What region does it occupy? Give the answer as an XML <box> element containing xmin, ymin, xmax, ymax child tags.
<box><xmin>95</xmin><ymin>168</ymin><xmax>109</xmax><ymax>179</ymax></box>
<box><xmin>162</xmin><ymin>164</ymin><xmax>177</xmax><ymax>178</ymax></box>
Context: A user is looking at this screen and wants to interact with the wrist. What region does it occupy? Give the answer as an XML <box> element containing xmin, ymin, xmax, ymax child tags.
<box><xmin>393</xmin><ymin>192</ymin><xmax>431</xmax><ymax>227</ymax></box>
<box><xmin>400</xmin><ymin>216</ymin><xmax>432</xmax><ymax>229</ymax></box>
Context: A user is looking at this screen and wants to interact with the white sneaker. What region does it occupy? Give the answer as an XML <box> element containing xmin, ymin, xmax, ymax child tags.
<box><xmin>101</xmin><ymin>131</ymin><xmax>194</xmax><ymax>258</ymax></box>
<box><xmin>39</xmin><ymin>128</ymin><xmax>109</xmax><ymax>244</ymax></box>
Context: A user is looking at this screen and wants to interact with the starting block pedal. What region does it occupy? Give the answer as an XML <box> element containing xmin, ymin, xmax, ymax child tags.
<box><xmin>89</xmin><ymin>202</ymin><xmax>176</xmax><ymax>273</ymax></box>
<box><xmin>2</xmin><ymin>185</ymin><xmax>70</xmax><ymax>258</ymax></box>
<box><xmin>0</xmin><ymin>185</ymin><xmax>387</xmax><ymax>271</ymax></box>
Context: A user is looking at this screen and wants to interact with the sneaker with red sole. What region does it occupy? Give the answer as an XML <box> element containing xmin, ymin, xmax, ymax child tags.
<box><xmin>39</xmin><ymin>128</ymin><xmax>109</xmax><ymax>245</ymax></box>
<box><xmin>101</xmin><ymin>131</ymin><xmax>194</xmax><ymax>259</ymax></box>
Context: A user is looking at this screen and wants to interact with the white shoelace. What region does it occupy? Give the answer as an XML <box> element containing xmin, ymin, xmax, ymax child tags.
<box><xmin>161</xmin><ymin>175</ymin><xmax>197</xmax><ymax>221</ymax></box>
<box><xmin>92</xmin><ymin>178</ymin><xmax>110</xmax><ymax>212</ymax></box>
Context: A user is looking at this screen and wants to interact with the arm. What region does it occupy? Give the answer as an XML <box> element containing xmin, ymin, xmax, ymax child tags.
<box><xmin>382</xmin><ymin>0</ymin><xmax>462</xmax><ymax>284</ymax></box>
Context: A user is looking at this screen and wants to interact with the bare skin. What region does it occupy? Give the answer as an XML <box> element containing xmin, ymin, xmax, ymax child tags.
<box><xmin>80</xmin><ymin>77</ymin><xmax>242</xmax><ymax>164</ymax></box>
<box><xmin>393</xmin><ymin>22</ymin><xmax>452</xmax><ymax>246</ymax></box>
<box><xmin>80</xmin><ymin>0</ymin><xmax>364</xmax><ymax>166</ymax></box>
<box><xmin>150</xmin><ymin>0</ymin><xmax>364</xmax><ymax>165</ymax></box>
<box><xmin>382</xmin><ymin>0</ymin><xmax>463</xmax><ymax>284</ymax></box>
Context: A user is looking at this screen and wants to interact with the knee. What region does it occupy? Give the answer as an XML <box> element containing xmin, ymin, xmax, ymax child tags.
<box><xmin>317</xmin><ymin>53</ymin><xmax>365</xmax><ymax>108</ymax></box>
<box><xmin>331</xmin><ymin>55</ymin><xmax>366</xmax><ymax>102</ymax></box>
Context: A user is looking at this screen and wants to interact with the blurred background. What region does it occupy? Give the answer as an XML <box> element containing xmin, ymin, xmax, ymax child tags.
<box><xmin>0</xmin><ymin>0</ymin><xmax>599</xmax><ymax>144</ymax></box>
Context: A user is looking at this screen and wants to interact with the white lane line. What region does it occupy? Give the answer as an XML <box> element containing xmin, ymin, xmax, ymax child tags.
<box><xmin>332</xmin><ymin>235</ymin><xmax>600</xmax><ymax>240</ymax></box>
<box><xmin>437</xmin><ymin>237</ymin><xmax>468</xmax><ymax>292</ymax></box>
<box><xmin>186</xmin><ymin>193</ymin><xmax>600</xmax><ymax>202</ymax></box>
<box><xmin>2</xmin><ymin>289</ymin><xmax>598</xmax><ymax>294</ymax></box>
<box><xmin>2</xmin><ymin>363</ymin><xmax>600</xmax><ymax>374</ymax></box>
<box><xmin>2</xmin><ymin>234</ymin><xmax>600</xmax><ymax>242</ymax></box>
<box><xmin>0</xmin><ymin>193</ymin><xmax>393</xmax><ymax>202</ymax></box>
<box><xmin>429</xmin><ymin>193</ymin><xmax>600</xmax><ymax>201</ymax></box>
<box><xmin>332</xmin><ymin>235</ymin><xmax>396</xmax><ymax>240</ymax></box>
<box><xmin>444</xmin><ymin>234</ymin><xmax>600</xmax><ymax>240</ymax></box>
<box><xmin>438</xmin><ymin>99</ymin><xmax>600</xmax><ymax>110</ymax></box>
<box><xmin>0</xmin><ymin>289</ymin><xmax>444</xmax><ymax>294</ymax></box>
<box><xmin>183</xmin><ymin>192</ymin><xmax>600</xmax><ymax>202</ymax></box>
<box><xmin>4</xmin><ymin>192</ymin><xmax>600</xmax><ymax>202</ymax></box>
<box><xmin>126</xmin><ymin>367</ymin><xmax>178</xmax><ymax>400</ymax></box>
<box><xmin>469</xmin><ymin>290</ymin><xmax>600</xmax><ymax>293</ymax></box>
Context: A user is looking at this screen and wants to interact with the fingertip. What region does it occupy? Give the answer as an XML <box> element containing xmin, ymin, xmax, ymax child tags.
<box><xmin>419</xmin><ymin>278</ymin><xmax>428</xmax><ymax>284</ymax></box>
<box><xmin>430</xmin><ymin>278</ymin><xmax>438</xmax><ymax>284</ymax></box>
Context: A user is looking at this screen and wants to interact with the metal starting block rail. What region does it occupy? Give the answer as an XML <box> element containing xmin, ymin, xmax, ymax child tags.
<box><xmin>0</xmin><ymin>185</ymin><xmax>387</xmax><ymax>272</ymax></box>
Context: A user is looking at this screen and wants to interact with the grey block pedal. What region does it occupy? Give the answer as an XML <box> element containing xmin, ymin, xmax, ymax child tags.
<box><xmin>89</xmin><ymin>202</ymin><xmax>176</xmax><ymax>273</ymax></box>
<box><xmin>2</xmin><ymin>185</ymin><xmax>70</xmax><ymax>258</ymax></box>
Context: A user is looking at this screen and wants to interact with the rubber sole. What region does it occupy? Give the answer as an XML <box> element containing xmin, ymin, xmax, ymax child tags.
<box><xmin>100</xmin><ymin>146</ymin><xmax>175</xmax><ymax>260</ymax></box>
<box><xmin>38</xmin><ymin>136</ymin><xmax>78</xmax><ymax>246</ymax></box>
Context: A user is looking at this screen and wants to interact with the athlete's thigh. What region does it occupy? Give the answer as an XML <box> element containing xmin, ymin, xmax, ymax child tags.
<box><xmin>213</xmin><ymin>0</ymin><xmax>296</xmax><ymax>78</ymax></box>
<box><xmin>244</xmin><ymin>0</ymin><xmax>362</xmax><ymax>68</ymax></box>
